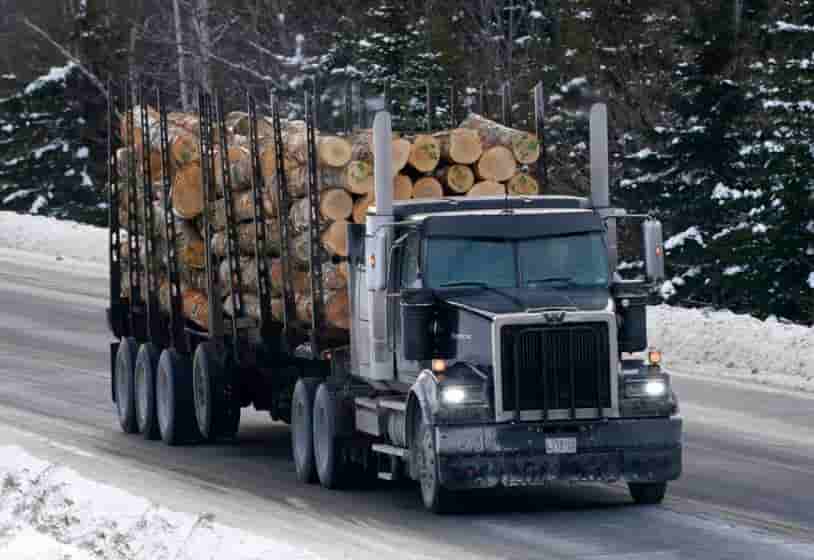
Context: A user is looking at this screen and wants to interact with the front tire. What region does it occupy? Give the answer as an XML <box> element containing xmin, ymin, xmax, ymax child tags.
<box><xmin>193</xmin><ymin>342</ymin><xmax>240</xmax><ymax>441</ymax></box>
<box><xmin>156</xmin><ymin>349</ymin><xmax>200</xmax><ymax>446</ymax></box>
<box><xmin>629</xmin><ymin>482</ymin><xmax>667</xmax><ymax>505</ymax></box>
<box><xmin>291</xmin><ymin>377</ymin><xmax>321</xmax><ymax>484</ymax></box>
<box><xmin>413</xmin><ymin>414</ymin><xmax>455</xmax><ymax>513</ymax></box>
<box><xmin>114</xmin><ymin>337</ymin><xmax>139</xmax><ymax>434</ymax></box>
<box><xmin>134</xmin><ymin>342</ymin><xmax>161</xmax><ymax>440</ymax></box>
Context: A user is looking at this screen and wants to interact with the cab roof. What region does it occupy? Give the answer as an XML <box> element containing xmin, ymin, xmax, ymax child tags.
<box><xmin>388</xmin><ymin>195</ymin><xmax>591</xmax><ymax>220</ymax></box>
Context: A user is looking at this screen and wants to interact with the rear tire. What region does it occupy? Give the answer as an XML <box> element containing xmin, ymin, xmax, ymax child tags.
<box><xmin>156</xmin><ymin>349</ymin><xmax>200</xmax><ymax>446</ymax></box>
<box><xmin>414</xmin><ymin>414</ymin><xmax>455</xmax><ymax>513</ymax></box>
<box><xmin>291</xmin><ymin>377</ymin><xmax>321</xmax><ymax>484</ymax></box>
<box><xmin>193</xmin><ymin>342</ymin><xmax>241</xmax><ymax>441</ymax></box>
<box><xmin>313</xmin><ymin>383</ymin><xmax>350</xmax><ymax>490</ymax></box>
<box><xmin>114</xmin><ymin>337</ymin><xmax>139</xmax><ymax>434</ymax></box>
<box><xmin>134</xmin><ymin>342</ymin><xmax>161</xmax><ymax>440</ymax></box>
<box><xmin>629</xmin><ymin>482</ymin><xmax>667</xmax><ymax>505</ymax></box>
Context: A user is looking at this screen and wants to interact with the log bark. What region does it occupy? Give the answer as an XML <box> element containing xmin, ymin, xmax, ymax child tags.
<box><xmin>346</xmin><ymin>160</ymin><xmax>373</xmax><ymax>195</ymax></box>
<box><xmin>507</xmin><ymin>172</ymin><xmax>540</xmax><ymax>195</ymax></box>
<box><xmin>320</xmin><ymin>189</ymin><xmax>354</xmax><ymax>221</ymax></box>
<box><xmin>459</xmin><ymin>113</ymin><xmax>540</xmax><ymax>164</ymax></box>
<box><xmin>214</xmin><ymin>190</ymin><xmax>275</xmax><ymax>227</ymax></box>
<box><xmin>211</xmin><ymin>221</ymin><xmax>281</xmax><ymax>256</ymax></box>
<box><xmin>408</xmin><ymin>135</ymin><xmax>441</xmax><ymax>173</ymax></box>
<box><xmin>223</xmin><ymin>293</ymin><xmax>284</xmax><ymax>322</ymax></box>
<box><xmin>352</xmin><ymin>193</ymin><xmax>372</xmax><ymax>224</ymax></box>
<box><xmin>172</xmin><ymin>163</ymin><xmax>204</xmax><ymax>219</ymax></box>
<box><xmin>469</xmin><ymin>180</ymin><xmax>506</xmax><ymax>196</ymax></box>
<box><xmin>436</xmin><ymin>164</ymin><xmax>474</xmax><ymax>194</ymax></box>
<box><xmin>214</xmin><ymin>146</ymin><xmax>253</xmax><ymax>193</ymax></box>
<box><xmin>436</xmin><ymin>128</ymin><xmax>482</xmax><ymax>165</ymax></box>
<box><xmin>295</xmin><ymin>290</ymin><xmax>350</xmax><ymax>330</ymax></box>
<box><xmin>413</xmin><ymin>176</ymin><xmax>444</xmax><ymax>199</ymax></box>
<box><xmin>394</xmin><ymin>174</ymin><xmax>413</xmax><ymax>200</ymax></box>
<box><xmin>476</xmin><ymin>146</ymin><xmax>517</xmax><ymax>182</ymax></box>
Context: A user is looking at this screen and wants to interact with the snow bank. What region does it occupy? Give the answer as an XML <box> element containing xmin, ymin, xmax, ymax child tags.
<box><xmin>0</xmin><ymin>445</ymin><xmax>317</xmax><ymax>560</ymax></box>
<box><xmin>0</xmin><ymin>211</ymin><xmax>106</xmax><ymax>264</ymax></box>
<box><xmin>649</xmin><ymin>305</ymin><xmax>814</xmax><ymax>392</ymax></box>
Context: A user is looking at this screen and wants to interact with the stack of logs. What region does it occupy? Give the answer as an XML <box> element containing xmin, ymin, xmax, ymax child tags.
<box><xmin>116</xmin><ymin>108</ymin><xmax>541</xmax><ymax>337</ymax></box>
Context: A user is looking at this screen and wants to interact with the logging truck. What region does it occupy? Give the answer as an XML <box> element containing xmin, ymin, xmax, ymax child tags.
<box><xmin>107</xmin><ymin>82</ymin><xmax>682</xmax><ymax>513</ymax></box>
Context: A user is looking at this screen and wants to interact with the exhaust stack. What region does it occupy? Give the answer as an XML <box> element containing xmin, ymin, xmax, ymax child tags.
<box><xmin>373</xmin><ymin>111</ymin><xmax>393</xmax><ymax>218</ymax></box>
<box><xmin>589</xmin><ymin>103</ymin><xmax>618</xmax><ymax>274</ymax></box>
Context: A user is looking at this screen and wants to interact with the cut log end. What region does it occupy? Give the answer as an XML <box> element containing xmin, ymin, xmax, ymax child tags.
<box><xmin>172</xmin><ymin>163</ymin><xmax>203</xmax><ymax>219</ymax></box>
<box><xmin>476</xmin><ymin>146</ymin><xmax>517</xmax><ymax>182</ymax></box>
<box><xmin>320</xmin><ymin>189</ymin><xmax>354</xmax><ymax>222</ymax></box>
<box><xmin>347</xmin><ymin>161</ymin><xmax>374</xmax><ymax>195</ymax></box>
<box><xmin>469</xmin><ymin>180</ymin><xmax>506</xmax><ymax>197</ymax></box>
<box><xmin>408</xmin><ymin>135</ymin><xmax>441</xmax><ymax>173</ymax></box>
<box><xmin>319</xmin><ymin>136</ymin><xmax>353</xmax><ymax>167</ymax></box>
<box><xmin>507</xmin><ymin>173</ymin><xmax>540</xmax><ymax>195</ymax></box>
<box><xmin>512</xmin><ymin>132</ymin><xmax>541</xmax><ymax>164</ymax></box>
<box><xmin>413</xmin><ymin>177</ymin><xmax>444</xmax><ymax>199</ymax></box>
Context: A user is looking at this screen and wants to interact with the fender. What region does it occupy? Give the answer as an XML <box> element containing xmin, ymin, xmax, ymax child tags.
<box><xmin>405</xmin><ymin>369</ymin><xmax>439</xmax><ymax>449</ymax></box>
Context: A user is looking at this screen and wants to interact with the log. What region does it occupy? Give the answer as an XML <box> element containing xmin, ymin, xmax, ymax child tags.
<box><xmin>408</xmin><ymin>135</ymin><xmax>441</xmax><ymax>173</ymax></box>
<box><xmin>176</xmin><ymin>219</ymin><xmax>206</xmax><ymax>269</ymax></box>
<box><xmin>459</xmin><ymin>113</ymin><xmax>540</xmax><ymax>164</ymax></box>
<box><xmin>469</xmin><ymin>180</ymin><xmax>506</xmax><ymax>197</ymax></box>
<box><xmin>322</xmin><ymin>219</ymin><xmax>349</xmax><ymax>258</ymax></box>
<box><xmin>172</xmin><ymin>163</ymin><xmax>203</xmax><ymax>219</ymax></box>
<box><xmin>180</xmin><ymin>288</ymin><xmax>209</xmax><ymax>329</ymax></box>
<box><xmin>436</xmin><ymin>164</ymin><xmax>475</xmax><ymax>194</ymax></box>
<box><xmin>320</xmin><ymin>189</ymin><xmax>354</xmax><ymax>221</ymax></box>
<box><xmin>218</xmin><ymin>257</ymin><xmax>302</xmax><ymax>295</ymax></box>
<box><xmin>211</xmin><ymin>221</ymin><xmax>281</xmax><ymax>257</ymax></box>
<box><xmin>392</xmin><ymin>138</ymin><xmax>412</xmax><ymax>172</ymax></box>
<box><xmin>507</xmin><ymin>172</ymin><xmax>540</xmax><ymax>195</ymax></box>
<box><xmin>347</xmin><ymin>160</ymin><xmax>373</xmax><ymax>195</ymax></box>
<box><xmin>436</xmin><ymin>129</ymin><xmax>482</xmax><ymax>165</ymax></box>
<box><xmin>214</xmin><ymin>146</ymin><xmax>253</xmax><ymax>193</ymax></box>
<box><xmin>352</xmin><ymin>193</ymin><xmax>373</xmax><ymax>224</ymax></box>
<box><xmin>476</xmin><ymin>146</ymin><xmax>517</xmax><ymax>182</ymax></box>
<box><xmin>214</xmin><ymin>190</ymin><xmax>276</xmax><ymax>227</ymax></box>
<box><xmin>223</xmin><ymin>293</ymin><xmax>284</xmax><ymax>322</ymax></box>
<box><xmin>413</xmin><ymin>177</ymin><xmax>444</xmax><ymax>199</ymax></box>
<box><xmin>225</xmin><ymin>111</ymin><xmax>274</xmax><ymax>138</ymax></box>
<box><xmin>394</xmin><ymin>174</ymin><xmax>414</xmax><ymax>200</ymax></box>
<box><xmin>295</xmin><ymin>290</ymin><xmax>350</xmax><ymax>330</ymax></box>
<box><xmin>318</xmin><ymin>136</ymin><xmax>353</xmax><ymax>167</ymax></box>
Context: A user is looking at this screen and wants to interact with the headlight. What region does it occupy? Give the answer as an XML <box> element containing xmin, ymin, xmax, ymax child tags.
<box><xmin>441</xmin><ymin>386</ymin><xmax>467</xmax><ymax>405</ymax></box>
<box><xmin>623</xmin><ymin>377</ymin><xmax>669</xmax><ymax>399</ymax></box>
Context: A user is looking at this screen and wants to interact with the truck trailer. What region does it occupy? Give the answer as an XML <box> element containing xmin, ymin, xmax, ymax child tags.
<box><xmin>107</xmin><ymin>82</ymin><xmax>682</xmax><ymax>513</ymax></box>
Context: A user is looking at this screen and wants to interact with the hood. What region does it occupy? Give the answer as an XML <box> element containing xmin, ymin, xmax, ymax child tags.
<box><xmin>436</xmin><ymin>287</ymin><xmax>610</xmax><ymax>317</ymax></box>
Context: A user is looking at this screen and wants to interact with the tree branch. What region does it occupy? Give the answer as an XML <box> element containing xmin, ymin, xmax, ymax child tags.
<box><xmin>20</xmin><ymin>16</ymin><xmax>109</xmax><ymax>100</ymax></box>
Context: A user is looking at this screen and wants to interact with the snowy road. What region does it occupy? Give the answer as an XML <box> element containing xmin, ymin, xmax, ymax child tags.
<box><xmin>1</xmin><ymin>249</ymin><xmax>814</xmax><ymax>559</ymax></box>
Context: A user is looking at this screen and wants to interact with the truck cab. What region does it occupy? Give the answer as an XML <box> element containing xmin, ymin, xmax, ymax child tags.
<box><xmin>334</xmin><ymin>109</ymin><xmax>682</xmax><ymax>512</ymax></box>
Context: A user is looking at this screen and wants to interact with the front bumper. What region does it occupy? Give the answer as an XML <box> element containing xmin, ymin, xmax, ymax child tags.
<box><xmin>435</xmin><ymin>416</ymin><xmax>682</xmax><ymax>490</ymax></box>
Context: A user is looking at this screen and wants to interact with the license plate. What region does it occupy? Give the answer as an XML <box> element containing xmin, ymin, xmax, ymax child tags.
<box><xmin>545</xmin><ymin>437</ymin><xmax>577</xmax><ymax>454</ymax></box>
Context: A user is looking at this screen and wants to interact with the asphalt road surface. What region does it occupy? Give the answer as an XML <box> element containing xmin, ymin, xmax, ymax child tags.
<box><xmin>1</xmin><ymin>249</ymin><xmax>813</xmax><ymax>560</ymax></box>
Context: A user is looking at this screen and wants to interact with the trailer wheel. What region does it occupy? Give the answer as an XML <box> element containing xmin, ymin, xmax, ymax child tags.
<box><xmin>114</xmin><ymin>337</ymin><xmax>139</xmax><ymax>434</ymax></box>
<box><xmin>313</xmin><ymin>383</ymin><xmax>350</xmax><ymax>490</ymax></box>
<box><xmin>135</xmin><ymin>342</ymin><xmax>161</xmax><ymax>440</ymax></box>
<box><xmin>291</xmin><ymin>377</ymin><xmax>321</xmax><ymax>483</ymax></box>
<box><xmin>414</xmin><ymin>415</ymin><xmax>454</xmax><ymax>514</ymax></box>
<box><xmin>628</xmin><ymin>482</ymin><xmax>667</xmax><ymax>505</ymax></box>
<box><xmin>156</xmin><ymin>348</ymin><xmax>200</xmax><ymax>445</ymax></box>
<box><xmin>193</xmin><ymin>342</ymin><xmax>241</xmax><ymax>441</ymax></box>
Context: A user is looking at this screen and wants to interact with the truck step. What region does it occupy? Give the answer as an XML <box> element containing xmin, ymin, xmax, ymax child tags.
<box><xmin>371</xmin><ymin>443</ymin><xmax>409</xmax><ymax>458</ymax></box>
<box><xmin>377</xmin><ymin>472</ymin><xmax>395</xmax><ymax>481</ymax></box>
<box><xmin>379</xmin><ymin>399</ymin><xmax>406</xmax><ymax>412</ymax></box>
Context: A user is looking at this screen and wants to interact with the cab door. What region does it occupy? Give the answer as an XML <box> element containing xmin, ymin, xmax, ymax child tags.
<box><xmin>389</xmin><ymin>232</ymin><xmax>423</xmax><ymax>385</ymax></box>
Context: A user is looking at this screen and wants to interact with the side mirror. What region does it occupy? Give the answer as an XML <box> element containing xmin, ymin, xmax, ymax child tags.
<box><xmin>642</xmin><ymin>219</ymin><xmax>665</xmax><ymax>283</ymax></box>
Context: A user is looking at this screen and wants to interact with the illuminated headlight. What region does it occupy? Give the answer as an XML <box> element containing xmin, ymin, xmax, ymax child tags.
<box><xmin>624</xmin><ymin>377</ymin><xmax>669</xmax><ymax>399</ymax></box>
<box><xmin>441</xmin><ymin>386</ymin><xmax>467</xmax><ymax>405</ymax></box>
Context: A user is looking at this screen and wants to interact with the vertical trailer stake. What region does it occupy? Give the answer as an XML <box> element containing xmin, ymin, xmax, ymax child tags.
<box><xmin>533</xmin><ymin>82</ymin><xmax>548</xmax><ymax>191</ymax></box>
<box><xmin>197</xmin><ymin>92</ymin><xmax>224</xmax><ymax>342</ymax></box>
<box><xmin>156</xmin><ymin>87</ymin><xmax>186</xmax><ymax>352</ymax></box>
<box><xmin>479</xmin><ymin>84</ymin><xmax>487</xmax><ymax>118</ymax></box>
<box><xmin>124</xmin><ymin>80</ymin><xmax>142</xmax><ymax>336</ymax></box>
<box><xmin>107</xmin><ymin>78</ymin><xmax>122</xmax><ymax>333</ymax></box>
<box><xmin>425</xmin><ymin>82</ymin><xmax>432</xmax><ymax>132</ymax></box>
<box><xmin>246</xmin><ymin>93</ymin><xmax>274</xmax><ymax>339</ymax></box>
<box><xmin>304</xmin><ymin>92</ymin><xmax>325</xmax><ymax>358</ymax></box>
<box><xmin>501</xmin><ymin>82</ymin><xmax>512</xmax><ymax>127</ymax></box>
<box><xmin>214</xmin><ymin>94</ymin><xmax>245</xmax><ymax>360</ymax></box>
<box><xmin>344</xmin><ymin>81</ymin><xmax>353</xmax><ymax>136</ymax></box>
<box><xmin>138</xmin><ymin>84</ymin><xmax>160</xmax><ymax>342</ymax></box>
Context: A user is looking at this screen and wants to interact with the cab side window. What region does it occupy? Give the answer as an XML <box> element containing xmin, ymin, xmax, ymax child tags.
<box><xmin>400</xmin><ymin>234</ymin><xmax>420</xmax><ymax>288</ymax></box>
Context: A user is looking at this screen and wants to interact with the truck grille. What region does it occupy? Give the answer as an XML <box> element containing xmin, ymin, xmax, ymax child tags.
<box><xmin>500</xmin><ymin>322</ymin><xmax>611</xmax><ymax>418</ymax></box>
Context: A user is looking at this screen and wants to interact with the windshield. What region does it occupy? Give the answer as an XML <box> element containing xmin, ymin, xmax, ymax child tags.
<box><xmin>424</xmin><ymin>233</ymin><xmax>609</xmax><ymax>289</ymax></box>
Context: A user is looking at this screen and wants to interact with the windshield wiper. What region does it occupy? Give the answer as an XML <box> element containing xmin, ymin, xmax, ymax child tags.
<box><xmin>525</xmin><ymin>276</ymin><xmax>575</xmax><ymax>287</ymax></box>
<box><xmin>439</xmin><ymin>280</ymin><xmax>490</xmax><ymax>288</ymax></box>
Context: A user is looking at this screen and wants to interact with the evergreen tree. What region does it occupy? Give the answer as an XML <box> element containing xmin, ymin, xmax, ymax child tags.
<box><xmin>0</xmin><ymin>63</ymin><xmax>105</xmax><ymax>225</ymax></box>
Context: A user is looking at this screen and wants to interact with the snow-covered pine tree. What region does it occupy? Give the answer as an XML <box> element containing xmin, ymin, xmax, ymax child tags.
<box><xmin>733</xmin><ymin>3</ymin><xmax>814</xmax><ymax>322</ymax></box>
<box><xmin>619</xmin><ymin>2</ymin><xmax>756</xmax><ymax>309</ymax></box>
<box><xmin>0</xmin><ymin>63</ymin><xmax>105</xmax><ymax>225</ymax></box>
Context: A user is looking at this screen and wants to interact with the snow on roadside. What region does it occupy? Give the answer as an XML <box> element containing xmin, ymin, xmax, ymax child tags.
<box><xmin>0</xmin><ymin>210</ymin><xmax>107</xmax><ymax>265</ymax></box>
<box><xmin>0</xmin><ymin>445</ymin><xmax>317</xmax><ymax>560</ymax></box>
<box><xmin>649</xmin><ymin>305</ymin><xmax>814</xmax><ymax>393</ymax></box>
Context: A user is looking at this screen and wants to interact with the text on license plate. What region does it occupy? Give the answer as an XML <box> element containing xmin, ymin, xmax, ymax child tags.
<box><xmin>545</xmin><ymin>437</ymin><xmax>577</xmax><ymax>454</ymax></box>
